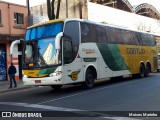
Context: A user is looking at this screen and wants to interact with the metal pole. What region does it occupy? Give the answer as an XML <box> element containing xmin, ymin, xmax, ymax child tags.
<box><xmin>26</xmin><ymin>0</ymin><xmax>30</xmax><ymax>15</ymax></box>
<box><xmin>26</xmin><ymin>0</ymin><xmax>30</xmax><ymax>26</ymax></box>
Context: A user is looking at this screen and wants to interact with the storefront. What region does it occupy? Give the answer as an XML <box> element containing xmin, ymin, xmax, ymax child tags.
<box><xmin>0</xmin><ymin>44</ymin><xmax>7</xmax><ymax>81</ymax></box>
<box><xmin>0</xmin><ymin>35</ymin><xmax>23</xmax><ymax>81</ymax></box>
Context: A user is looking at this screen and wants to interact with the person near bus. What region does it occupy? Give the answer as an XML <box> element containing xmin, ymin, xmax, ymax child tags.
<box><xmin>8</xmin><ymin>63</ymin><xmax>17</xmax><ymax>89</ymax></box>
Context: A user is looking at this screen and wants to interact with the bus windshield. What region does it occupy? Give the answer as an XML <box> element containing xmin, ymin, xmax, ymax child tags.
<box><xmin>25</xmin><ymin>22</ymin><xmax>63</xmax><ymax>40</ymax></box>
<box><xmin>23</xmin><ymin>22</ymin><xmax>63</xmax><ymax>68</ymax></box>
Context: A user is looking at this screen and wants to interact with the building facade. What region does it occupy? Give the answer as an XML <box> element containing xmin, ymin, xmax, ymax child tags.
<box><xmin>29</xmin><ymin>0</ymin><xmax>160</xmax><ymax>34</ymax></box>
<box><xmin>29</xmin><ymin>0</ymin><xmax>88</xmax><ymax>25</ymax></box>
<box><xmin>0</xmin><ymin>1</ymin><xmax>28</xmax><ymax>81</ymax></box>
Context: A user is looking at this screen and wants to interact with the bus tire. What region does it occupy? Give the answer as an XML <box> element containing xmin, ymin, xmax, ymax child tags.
<box><xmin>83</xmin><ymin>69</ymin><xmax>95</xmax><ymax>89</ymax></box>
<box><xmin>144</xmin><ymin>63</ymin><xmax>151</xmax><ymax>77</ymax></box>
<box><xmin>51</xmin><ymin>85</ymin><xmax>62</xmax><ymax>90</ymax></box>
<box><xmin>139</xmin><ymin>63</ymin><xmax>145</xmax><ymax>78</ymax></box>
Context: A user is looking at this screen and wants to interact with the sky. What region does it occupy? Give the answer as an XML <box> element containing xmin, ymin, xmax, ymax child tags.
<box><xmin>0</xmin><ymin>0</ymin><xmax>46</xmax><ymax>7</ymax></box>
<box><xmin>129</xmin><ymin>0</ymin><xmax>160</xmax><ymax>10</ymax></box>
<box><xmin>1</xmin><ymin>0</ymin><xmax>160</xmax><ymax>11</ymax></box>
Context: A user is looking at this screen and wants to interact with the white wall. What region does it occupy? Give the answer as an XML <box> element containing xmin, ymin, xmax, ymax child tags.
<box><xmin>88</xmin><ymin>2</ymin><xmax>160</xmax><ymax>35</ymax></box>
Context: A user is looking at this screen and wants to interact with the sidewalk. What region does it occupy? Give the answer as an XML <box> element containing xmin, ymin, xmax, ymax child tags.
<box><xmin>0</xmin><ymin>80</ymin><xmax>31</xmax><ymax>94</ymax></box>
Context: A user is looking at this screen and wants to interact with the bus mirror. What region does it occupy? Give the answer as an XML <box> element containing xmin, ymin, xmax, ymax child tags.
<box><xmin>10</xmin><ymin>40</ymin><xmax>21</xmax><ymax>55</ymax></box>
<box><xmin>55</xmin><ymin>32</ymin><xmax>63</xmax><ymax>50</ymax></box>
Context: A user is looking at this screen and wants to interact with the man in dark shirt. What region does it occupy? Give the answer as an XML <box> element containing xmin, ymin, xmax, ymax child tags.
<box><xmin>8</xmin><ymin>63</ymin><xmax>17</xmax><ymax>89</ymax></box>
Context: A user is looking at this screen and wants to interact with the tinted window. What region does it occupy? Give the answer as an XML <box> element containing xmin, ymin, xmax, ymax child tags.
<box><xmin>64</xmin><ymin>21</ymin><xmax>80</xmax><ymax>63</ymax></box>
<box><xmin>106</xmin><ymin>27</ymin><xmax>116</xmax><ymax>44</ymax></box>
<box><xmin>80</xmin><ymin>22</ymin><xmax>155</xmax><ymax>46</ymax></box>
<box><xmin>26</xmin><ymin>22</ymin><xmax>63</xmax><ymax>40</ymax></box>
<box><xmin>122</xmin><ymin>30</ymin><xmax>138</xmax><ymax>45</ymax></box>
<box><xmin>81</xmin><ymin>23</ymin><xmax>97</xmax><ymax>43</ymax></box>
<box><xmin>141</xmin><ymin>34</ymin><xmax>156</xmax><ymax>46</ymax></box>
<box><xmin>96</xmin><ymin>25</ymin><xmax>108</xmax><ymax>43</ymax></box>
<box><xmin>106</xmin><ymin>28</ymin><xmax>139</xmax><ymax>45</ymax></box>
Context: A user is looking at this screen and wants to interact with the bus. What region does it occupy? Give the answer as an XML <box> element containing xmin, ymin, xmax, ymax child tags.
<box><xmin>10</xmin><ymin>19</ymin><xmax>157</xmax><ymax>90</ymax></box>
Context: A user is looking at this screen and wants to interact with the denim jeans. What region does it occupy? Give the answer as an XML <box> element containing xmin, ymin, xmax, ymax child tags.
<box><xmin>9</xmin><ymin>74</ymin><xmax>17</xmax><ymax>88</ymax></box>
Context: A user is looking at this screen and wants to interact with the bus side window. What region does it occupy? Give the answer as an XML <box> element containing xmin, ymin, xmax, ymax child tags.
<box><xmin>106</xmin><ymin>27</ymin><xmax>115</xmax><ymax>44</ymax></box>
<box><xmin>81</xmin><ymin>23</ymin><xmax>97</xmax><ymax>43</ymax></box>
<box><xmin>136</xmin><ymin>33</ymin><xmax>143</xmax><ymax>45</ymax></box>
<box><xmin>97</xmin><ymin>25</ymin><xmax>107</xmax><ymax>43</ymax></box>
<box><xmin>132</xmin><ymin>32</ymin><xmax>140</xmax><ymax>45</ymax></box>
<box><xmin>81</xmin><ymin>23</ymin><xmax>90</xmax><ymax>42</ymax></box>
<box><xmin>141</xmin><ymin>34</ymin><xmax>147</xmax><ymax>46</ymax></box>
<box><xmin>151</xmin><ymin>35</ymin><xmax>156</xmax><ymax>46</ymax></box>
<box><xmin>147</xmin><ymin>34</ymin><xmax>156</xmax><ymax>46</ymax></box>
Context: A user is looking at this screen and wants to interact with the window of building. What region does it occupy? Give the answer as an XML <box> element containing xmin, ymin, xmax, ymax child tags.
<box><xmin>14</xmin><ymin>13</ymin><xmax>24</xmax><ymax>24</ymax></box>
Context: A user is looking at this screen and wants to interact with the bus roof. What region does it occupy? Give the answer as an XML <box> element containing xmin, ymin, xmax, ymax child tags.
<box><xmin>27</xmin><ymin>18</ymin><xmax>155</xmax><ymax>36</ymax></box>
<box><xmin>27</xmin><ymin>19</ymin><xmax>64</xmax><ymax>29</ymax></box>
<box><xmin>64</xmin><ymin>18</ymin><xmax>155</xmax><ymax>36</ymax></box>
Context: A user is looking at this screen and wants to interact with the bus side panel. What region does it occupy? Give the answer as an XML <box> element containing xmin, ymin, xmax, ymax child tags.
<box><xmin>118</xmin><ymin>45</ymin><xmax>157</xmax><ymax>74</ymax></box>
<box><xmin>99</xmin><ymin>58</ymin><xmax>112</xmax><ymax>79</ymax></box>
<box><xmin>62</xmin><ymin>56</ymin><xmax>84</xmax><ymax>84</ymax></box>
<box><xmin>97</xmin><ymin>44</ymin><xmax>131</xmax><ymax>77</ymax></box>
<box><xmin>80</xmin><ymin>43</ymin><xmax>113</xmax><ymax>80</ymax></box>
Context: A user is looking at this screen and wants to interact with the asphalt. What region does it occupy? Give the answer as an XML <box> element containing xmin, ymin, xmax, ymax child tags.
<box><xmin>0</xmin><ymin>80</ymin><xmax>31</xmax><ymax>94</ymax></box>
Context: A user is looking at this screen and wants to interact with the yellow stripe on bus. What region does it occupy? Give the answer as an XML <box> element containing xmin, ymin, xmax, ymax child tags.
<box><xmin>118</xmin><ymin>45</ymin><xmax>157</xmax><ymax>74</ymax></box>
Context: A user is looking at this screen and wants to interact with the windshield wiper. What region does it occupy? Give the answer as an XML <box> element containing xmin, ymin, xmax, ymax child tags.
<box><xmin>26</xmin><ymin>46</ymin><xmax>47</xmax><ymax>67</ymax></box>
<box><xmin>38</xmin><ymin>53</ymin><xmax>48</xmax><ymax>66</ymax></box>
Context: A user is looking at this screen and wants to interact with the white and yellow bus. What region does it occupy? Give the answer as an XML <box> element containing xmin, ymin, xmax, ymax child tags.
<box><xmin>10</xmin><ymin>19</ymin><xmax>157</xmax><ymax>89</ymax></box>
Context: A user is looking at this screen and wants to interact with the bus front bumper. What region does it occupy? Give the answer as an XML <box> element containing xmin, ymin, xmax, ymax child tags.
<box><xmin>23</xmin><ymin>76</ymin><xmax>63</xmax><ymax>86</ymax></box>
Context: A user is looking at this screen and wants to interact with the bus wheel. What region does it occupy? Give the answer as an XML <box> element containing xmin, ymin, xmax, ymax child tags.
<box><xmin>51</xmin><ymin>85</ymin><xmax>62</xmax><ymax>90</ymax></box>
<box><xmin>139</xmin><ymin>64</ymin><xmax>145</xmax><ymax>78</ymax></box>
<box><xmin>83</xmin><ymin>69</ymin><xmax>95</xmax><ymax>89</ymax></box>
<box><xmin>144</xmin><ymin>63</ymin><xmax>151</xmax><ymax>77</ymax></box>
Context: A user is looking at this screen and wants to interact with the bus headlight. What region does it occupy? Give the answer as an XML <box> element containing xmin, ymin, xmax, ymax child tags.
<box><xmin>50</xmin><ymin>71</ymin><xmax>62</xmax><ymax>77</ymax></box>
<box><xmin>23</xmin><ymin>75</ymin><xmax>28</xmax><ymax>78</ymax></box>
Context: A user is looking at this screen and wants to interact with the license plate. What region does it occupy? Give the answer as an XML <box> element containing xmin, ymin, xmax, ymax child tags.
<box><xmin>35</xmin><ymin>80</ymin><xmax>41</xmax><ymax>83</ymax></box>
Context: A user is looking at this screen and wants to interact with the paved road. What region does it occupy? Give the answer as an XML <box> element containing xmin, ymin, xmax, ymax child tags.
<box><xmin>0</xmin><ymin>72</ymin><xmax>160</xmax><ymax>120</ymax></box>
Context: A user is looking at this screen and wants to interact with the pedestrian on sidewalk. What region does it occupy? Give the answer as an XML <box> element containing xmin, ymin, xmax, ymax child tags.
<box><xmin>8</xmin><ymin>63</ymin><xmax>17</xmax><ymax>89</ymax></box>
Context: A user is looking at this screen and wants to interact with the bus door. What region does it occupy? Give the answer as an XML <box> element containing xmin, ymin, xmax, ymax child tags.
<box><xmin>62</xmin><ymin>38</ymin><xmax>83</xmax><ymax>84</ymax></box>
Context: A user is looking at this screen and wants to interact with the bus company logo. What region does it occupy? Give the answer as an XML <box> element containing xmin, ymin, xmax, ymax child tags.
<box><xmin>68</xmin><ymin>71</ymin><xmax>80</xmax><ymax>81</ymax></box>
<box><xmin>126</xmin><ymin>48</ymin><xmax>145</xmax><ymax>54</ymax></box>
<box><xmin>82</xmin><ymin>48</ymin><xmax>96</xmax><ymax>54</ymax></box>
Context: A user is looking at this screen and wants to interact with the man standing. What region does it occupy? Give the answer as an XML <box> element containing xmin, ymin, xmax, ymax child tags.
<box><xmin>8</xmin><ymin>63</ymin><xmax>17</xmax><ymax>89</ymax></box>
